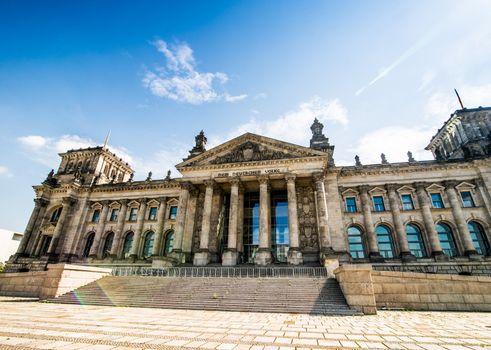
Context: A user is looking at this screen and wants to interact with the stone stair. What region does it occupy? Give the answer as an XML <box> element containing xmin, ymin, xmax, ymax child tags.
<box><xmin>49</xmin><ymin>276</ymin><xmax>358</xmax><ymax>315</ymax></box>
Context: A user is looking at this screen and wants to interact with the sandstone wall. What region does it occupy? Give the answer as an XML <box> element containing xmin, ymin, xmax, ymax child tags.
<box><xmin>372</xmin><ymin>270</ymin><xmax>491</xmax><ymax>311</ymax></box>
<box><xmin>0</xmin><ymin>263</ymin><xmax>111</xmax><ymax>299</ymax></box>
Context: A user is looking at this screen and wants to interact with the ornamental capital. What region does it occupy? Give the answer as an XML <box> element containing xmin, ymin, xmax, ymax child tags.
<box><xmin>443</xmin><ymin>180</ymin><xmax>458</xmax><ymax>189</ymax></box>
<box><xmin>62</xmin><ymin>196</ymin><xmax>77</xmax><ymax>206</ymax></box>
<box><xmin>257</xmin><ymin>175</ymin><xmax>269</xmax><ymax>185</ymax></box>
<box><xmin>414</xmin><ymin>182</ymin><xmax>429</xmax><ymax>191</ymax></box>
<box><xmin>34</xmin><ymin>197</ymin><xmax>49</xmax><ymax>207</ymax></box>
<box><xmin>385</xmin><ymin>184</ymin><xmax>399</xmax><ymax>192</ymax></box>
<box><xmin>358</xmin><ymin>185</ymin><xmax>370</xmax><ymax>193</ymax></box>
<box><xmin>285</xmin><ymin>173</ymin><xmax>296</xmax><ymax>183</ymax></box>
<box><xmin>312</xmin><ymin>171</ymin><xmax>324</xmax><ymax>182</ymax></box>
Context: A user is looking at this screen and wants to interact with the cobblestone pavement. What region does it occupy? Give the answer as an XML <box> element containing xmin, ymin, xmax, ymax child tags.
<box><xmin>0</xmin><ymin>297</ymin><xmax>490</xmax><ymax>350</ymax></box>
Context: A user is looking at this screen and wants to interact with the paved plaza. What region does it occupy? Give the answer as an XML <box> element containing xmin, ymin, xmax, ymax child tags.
<box><xmin>0</xmin><ymin>297</ymin><xmax>490</xmax><ymax>350</ymax></box>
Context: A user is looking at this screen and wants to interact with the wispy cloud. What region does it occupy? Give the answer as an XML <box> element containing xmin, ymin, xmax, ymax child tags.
<box><xmin>209</xmin><ymin>96</ymin><xmax>349</xmax><ymax>148</ymax></box>
<box><xmin>143</xmin><ymin>40</ymin><xmax>247</xmax><ymax>104</ymax></box>
<box><xmin>0</xmin><ymin>166</ymin><xmax>13</xmax><ymax>178</ymax></box>
<box><xmin>356</xmin><ymin>27</ymin><xmax>437</xmax><ymax>96</ymax></box>
<box><xmin>18</xmin><ymin>134</ymin><xmax>186</xmax><ymax>179</ymax></box>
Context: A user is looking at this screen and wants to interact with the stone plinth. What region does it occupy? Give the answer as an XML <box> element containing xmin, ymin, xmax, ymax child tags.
<box><xmin>255</xmin><ymin>249</ymin><xmax>272</xmax><ymax>266</ymax></box>
<box><xmin>222</xmin><ymin>250</ymin><xmax>238</xmax><ymax>266</ymax></box>
<box><xmin>287</xmin><ymin>249</ymin><xmax>303</xmax><ymax>265</ymax></box>
<box><xmin>151</xmin><ymin>256</ymin><xmax>177</xmax><ymax>268</ymax></box>
<box><xmin>334</xmin><ymin>264</ymin><xmax>377</xmax><ymax>315</ymax></box>
<box><xmin>193</xmin><ymin>251</ymin><xmax>210</xmax><ymax>266</ymax></box>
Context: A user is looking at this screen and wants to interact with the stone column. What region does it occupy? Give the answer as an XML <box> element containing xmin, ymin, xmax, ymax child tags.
<box><xmin>110</xmin><ymin>199</ymin><xmax>128</xmax><ymax>258</ymax></box>
<box><xmin>415</xmin><ymin>182</ymin><xmax>446</xmax><ymax>260</ymax></box>
<box><xmin>313</xmin><ymin>173</ymin><xmax>334</xmax><ymax>255</ymax></box>
<box><xmin>223</xmin><ymin>178</ymin><xmax>241</xmax><ymax>266</ymax></box>
<box><xmin>386</xmin><ymin>185</ymin><xmax>415</xmax><ymax>262</ymax></box>
<box><xmin>236</xmin><ymin>189</ymin><xmax>244</xmax><ymax>255</ymax></box>
<box><xmin>194</xmin><ymin>179</ymin><xmax>215</xmax><ymax>266</ymax></box>
<box><xmin>359</xmin><ymin>186</ymin><xmax>383</xmax><ymax>262</ymax></box>
<box><xmin>15</xmin><ymin>197</ymin><xmax>48</xmax><ymax>257</ymax></box>
<box><xmin>170</xmin><ymin>182</ymin><xmax>192</xmax><ymax>263</ymax></box>
<box><xmin>129</xmin><ymin>198</ymin><xmax>147</xmax><ymax>260</ymax></box>
<box><xmin>89</xmin><ymin>200</ymin><xmax>110</xmax><ymax>258</ymax></box>
<box><xmin>256</xmin><ymin>175</ymin><xmax>272</xmax><ymax>265</ymax></box>
<box><xmin>286</xmin><ymin>174</ymin><xmax>303</xmax><ymax>265</ymax></box>
<box><xmin>47</xmin><ymin>197</ymin><xmax>76</xmax><ymax>256</ymax></box>
<box><xmin>152</xmin><ymin>197</ymin><xmax>167</xmax><ymax>257</ymax></box>
<box><xmin>444</xmin><ymin>181</ymin><xmax>478</xmax><ymax>257</ymax></box>
<box><xmin>476</xmin><ymin>178</ymin><xmax>491</xmax><ymax>224</ymax></box>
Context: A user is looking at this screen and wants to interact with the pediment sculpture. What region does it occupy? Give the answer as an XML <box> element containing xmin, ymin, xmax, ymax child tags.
<box><xmin>209</xmin><ymin>141</ymin><xmax>295</xmax><ymax>164</ymax></box>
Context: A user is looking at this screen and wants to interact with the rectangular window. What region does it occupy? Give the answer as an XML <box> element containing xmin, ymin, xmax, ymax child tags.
<box><xmin>169</xmin><ymin>206</ymin><xmax>178</xmax><ymax>220</ymax></box>
<box><xmin>148</xmin><ymin>207</ymin><xmax>158</xmax><ymax>220</ymax></box>
<box><xmin>91</xmin><ymin>209</ymin><xmax>100</xmax><ymax>223</ymax></box>
<box><xmin>345</xmin><ymin>197</ymin><xmax>357</xmax><ymax>213</ymax></box>
<box><xmin>109</xmin><ymin>208</ymin><xmax>119</xmax><ymax>222</ymax></box>
<box><xmin>128</xmin><ymin>208</ymin><xmax>138</xmax><ymax>221</ymax></box>
<box><xmin>430</xmin><ymin>193</ymin><xmax>444</xmax><ymax>208</ymax></box>
<box><xmin>373</xmin><ymin>196</ymin><xmax>385</xmax><ymax>212</ymax></box>
<box><xmin>401</xmin><ymin>194</ymin><xmax>414</xmax><ymax>210</ymax></box>
<box><xmin>460</xmin><ymin>191</ymin><xmax>475</xmax><ymax>208</ymax></box>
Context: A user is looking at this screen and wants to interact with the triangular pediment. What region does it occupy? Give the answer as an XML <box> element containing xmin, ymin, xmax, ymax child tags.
<box><xmin>176</xmin><ymin>133</ymin><xmax>328</xmax><ymax>169</ymax></box>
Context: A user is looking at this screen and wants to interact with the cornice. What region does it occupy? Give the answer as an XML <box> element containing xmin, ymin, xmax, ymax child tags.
<box><xmin>179</xmin><ymin>155</ymin><xmax>328</xmax><ymax>173</ymax></box>
<box><xmin>335</xmin><ymin>160</ymin><xmax>477</xmax><ymax>177</ymax></box>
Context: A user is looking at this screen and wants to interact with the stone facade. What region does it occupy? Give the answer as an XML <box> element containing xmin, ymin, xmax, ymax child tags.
<box><xmin>6</xmin><ymin>107</ymin><xmax>491</xmax><ymax>273</ymax></box>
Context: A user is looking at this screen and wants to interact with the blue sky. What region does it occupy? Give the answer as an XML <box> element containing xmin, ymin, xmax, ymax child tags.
<box><xmin>1</xmin><ymin>0</ymin><xmax>491</xmax><ymax>231</ymax></box>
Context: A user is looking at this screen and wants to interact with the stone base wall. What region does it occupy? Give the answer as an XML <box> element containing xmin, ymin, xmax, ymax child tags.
<box><xmin>372</xmin><ymin>270</ymin><xmax>491</xmax><ymax>312</ymax></box>
<box><xmin>334</xmin><ymin>264</ymin><xmax>377</xmax><ymax>315</ymax></box>
<box><xmin>0</xmin><ymin>263</ymin><xmax>111</xmax><ymax>299</ymax></box>
<box><xmin>0</xmin><ymin>271</ymin><xmax>47</xmax><ymax>297</ymax></box>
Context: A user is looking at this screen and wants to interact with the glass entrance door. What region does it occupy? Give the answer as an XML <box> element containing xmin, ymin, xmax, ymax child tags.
<box><xmin>242</xmin><ymin>192</ymin><xmax>259</xmax><ymax>263</ymax></box>
<box><xmin>271</xmin><ymin>191</ymin><xmax>289</xmax><ymax>263</ymax></box>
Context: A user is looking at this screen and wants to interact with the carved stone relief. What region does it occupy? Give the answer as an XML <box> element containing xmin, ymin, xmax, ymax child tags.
<box><xmin>210</xmin><ymin>141</ymin><xmax>295</xmax><ymax>164</ymax></box>
<box><xmin>191</xmin><ymin>192</ymin><xmax>205</xmax><ymax>253</ymax></box>
<box><xmin>296</xmin><ymin>185</ymin><xmax>319</xmax><ymax>252</ymax></box>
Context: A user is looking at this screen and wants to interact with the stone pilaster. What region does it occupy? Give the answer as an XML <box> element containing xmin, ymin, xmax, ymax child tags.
<box><xmin>386</xmin><ymin>184</ymin><xmax>415</xmax><ymax>262</ymax></box>
<box><xmin>256</xmin><ymin>175</ymin><xmax>272</xmax><ymax>265</ymax></box>
<box><xmin>170</xmin><ymin>182</ymin><xmax>192</xmax><ymax>263</ymax></box>
<box><xmin>415</xmin><ymin>182</ymin><xmax>446</xmax><ymax>261</ymax></box>
<box><xmin>129</xmin><ymin>198</ymin><xmax>147</xmax><ymax>260</ymax></box>
<box><xmin>110</xmin><ymin>199</ymin><xmax>128</xmax><ymax>258</ymax></box>
<box><xmin>236</xmin><ymin>189</ymin><xmax>244</xmax><ymax>254</ymax></box>
<box><xmin>15</xmin><ymin>198</ymin><xmax>48</xmax><ymax>257</ymax></box>
<box><xmin>89</xmin><ymin>200</ymin><xmax>110</xmax><ymax>258</ymax></box>
<box><xmin>194</xmin><ymin>179</ymin><xmax>215</xmax><ymax>266</ymax></box>
<box><xmin>151</xmin><ymin>197</ymin><xmax>167</xmax><ymax>257</ymax></box>
<box><xmin>286</xmin><ymin>173</ymin><xmax>303</xmax><ymax>265</ymax></box>
<box><xmin>444</xmin><ymin>181</ymin><xmax>479</xmax><ymax>258</ymax></box>
<box><xmin>223</xmin><ymin>178</ymin><xmax>241</xmax><ymax>266</ymax></box>
<box><xmin>47</xmin><ymin>196</ymin><xmax>76</xmax><ymax>257</ymax></box>
<box><xmin>359</xmin><ymin>186</ymin><xmax>384</xmax><ymax>262</ymax></box>
<box><xmin>313</xmin><ymin>173</ymin><xmax>335</xmax><ymax>260</ymax></box>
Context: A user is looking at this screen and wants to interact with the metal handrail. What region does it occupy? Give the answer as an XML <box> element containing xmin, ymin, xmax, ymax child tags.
<box><xmin>111</xmin><ymin>266</ymin><xmax>328</xmax><ymax>278</ymax></box>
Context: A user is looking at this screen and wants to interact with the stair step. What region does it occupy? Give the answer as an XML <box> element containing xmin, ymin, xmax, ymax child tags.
<box><xmin>50</xmin><ymin>276</ymin><xmax>359</xmax><ymax>315</ymax></box>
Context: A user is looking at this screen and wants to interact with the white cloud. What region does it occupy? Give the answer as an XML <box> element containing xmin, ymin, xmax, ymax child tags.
<box><xmin>425</xmin><ymin>84</ymin><xmax>491</xmax><ymax>124</ymax></box>
<box><xmin>212</xmin><ymin>96</ymin><xmax>348</xmax><ymax>147</ymax></box>
<box><xmin>0</xmin><ymin>166</ymin><xmax>13</xmax><ymax>177</ymax></box>
<box><xmin>143</xmin><ymin>40</ymin><xmax>247</xmax><ymax>104</ymax></box>
<box><xmin>18</xmin><ymin>134</ymin><xmax>186</xmax><ymax>179</ymax></box>
<box><xmin>349</xmin><ymin>126</ymin><xmax>434</xmax><ymax>165</ymax></box>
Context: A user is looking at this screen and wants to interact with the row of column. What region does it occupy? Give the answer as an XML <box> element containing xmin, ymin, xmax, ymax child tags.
<box><xmin>358</xmin><ymin>181</ymin><xmax>479</xmax><ymax>261</ymax></box>
<box><xmin>186</xmin><ymin>173</ymin><xmax>333</xmax><ymax>266</ymax></box>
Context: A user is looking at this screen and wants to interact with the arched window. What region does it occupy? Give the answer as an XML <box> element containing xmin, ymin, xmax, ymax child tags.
<box><xmin>82</xmin><ymin>232</ymin><xmax>95</xmax><ymax>258</ymax></box>
<box><xmin>405</xmin><ymin>224</ymin><xmax>427</xmax><ymax>258</ymax></box>
<box><xmin>436</xmin><ymin>223</ymin><xmax>458</xmax><ymax>257</ymax></box>
<box><xmin>164</xmin><ymin>231</ymin><xmax>174</xmax><ymax>256</ymax></box>
<box><xmin>468</xmin><ymin>221</ymin><xmax>490</xmax><ymax>255</ymax></box>
<box><xmin>375</xmin><ymin>225</ymin><xmax>395</xmax><ymax>259</ymax></box>
<box><xmin>347</xmin><ymin>226</ymin><xmax>366</xmax><ymax>259</ymax></box>
<box><xmin>122</xmin><ymin>232</ymin><xmax>134</xmax><ymax>258</ymax></box>
<box><xmin>142</xmin><ymin>231</ymin><xmax>155</xmax><ymax>258</ymax></box>
<box><xmin>50</xmin><ymin>207</ymin><xmax>63</xmax><ymax>223</ymax></box>
<box><xmin>102</xmin><ymin>232</ymin><xmax>114</xmax><ymax>258</ymax></box>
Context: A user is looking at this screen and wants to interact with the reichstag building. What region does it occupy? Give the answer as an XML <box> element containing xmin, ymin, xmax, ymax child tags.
<box><xmin>7</xmin><ymin>106</ymin><xmax>491</xmax><ymax>273</ymax></box>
